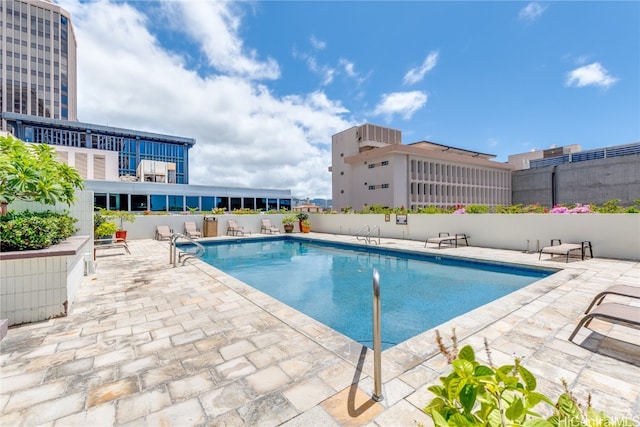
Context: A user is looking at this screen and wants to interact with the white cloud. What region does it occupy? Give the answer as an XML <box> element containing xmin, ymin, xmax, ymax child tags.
<box><xmin>58</xmin><ymin>0</ymin><xmax>353</xmax><ymax>199</ymax></box>
<box><xmin>565</xmin><ymin>62</ymin><xmax>619</xmax><ymax>89</ymax></box>
<box><xmin>403</xmin><ymin>51</ymin><xmax>439</xmax><ymax>86</ymax></box>
<box><xmin>372</xmin><ymin>91</ymin><xmax>427</xmax><ymax>120</ymax></box>
<box><xmin>169</xmin><ymin>1</ymin><xmax>280</xmax><ymax>80</ymax></box>
<box><xmin>518</xmin><ymin>2</ymin><xmax>546</xmax><ymax>23</ymax></box>
<box><xmin>310</xmin><ymin>35</ymin><xmax>326</xmax><ymax>51</ymax></box>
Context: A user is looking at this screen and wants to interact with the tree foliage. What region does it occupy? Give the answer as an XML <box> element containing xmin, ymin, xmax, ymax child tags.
<box><xmin>0</xmin><ymin>135</ymin><xmax>84</xmax><ymax>206</ymax></box>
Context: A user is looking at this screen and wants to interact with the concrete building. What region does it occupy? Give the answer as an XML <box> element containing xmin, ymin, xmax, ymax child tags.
<box><xmin>512</xmin><ymin>142</ymin><xmax>640</xmax><ymax>207</ymax></box>
<box><xmin>331</xmin><ymin>124</ymin><xmax>513</xmax><ymax>211</ymax></box>
<box><xmin>508</xmin><ymin>144</ymin><xmax>581</xmax><ymax>171</ymax></box>
<box><xmin>0</xmin><ymin>0</ymin><xmax>77</xmax><ymax>130</ymax></box>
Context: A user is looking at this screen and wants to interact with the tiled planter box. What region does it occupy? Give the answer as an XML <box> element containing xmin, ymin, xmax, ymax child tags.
<box><xmin>0</xmin><ymin>235</ymin><xmax>91</xmax><ymax>326</ymax></box>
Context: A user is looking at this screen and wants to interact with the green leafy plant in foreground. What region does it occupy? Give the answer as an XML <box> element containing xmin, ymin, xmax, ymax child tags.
<box><xmin>423</xmin><ymin>330</ymin><xmax>635</xmax><ymax>427</ymax></box>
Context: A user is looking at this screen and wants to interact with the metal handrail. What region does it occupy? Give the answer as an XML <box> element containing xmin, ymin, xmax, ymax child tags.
<box><xmin>356</xmin><ymin>225</ymin><xmax>380</xmax><ymax>245</ymax></box>
<box><xmin>368</xmin><ymin>225</ymin><xmax>380</xmax><ymax>245</ymax></box>
<box><xmin>356</xmin><ymin>225</ymin><xmax>371</xmax><ymax>243</ymax></box>
<box><xmin>372</xmin><ymin>269</ymin><xmax>383</xmax><ymax>402</ymax></box>
<box><xmin>170</xmin><ymin>233</ymin><xmax>205</xmax><ymax>267</ymax></box>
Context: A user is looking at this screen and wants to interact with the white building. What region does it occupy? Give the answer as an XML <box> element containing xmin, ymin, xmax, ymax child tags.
<box><xmin>331</xmin><ymin>124</ymin><xmax>514</xmax><ymax>211</ymax></box>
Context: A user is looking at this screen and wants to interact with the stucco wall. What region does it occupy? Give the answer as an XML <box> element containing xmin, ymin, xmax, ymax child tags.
<box><xmin>112</xmin><ymin>212</ymin><xmax>640</xmax><ymax>260</ymax></box>
<box><xmin>309</xmin><ymin>213</ymin><xmax>640</xmax><ymax>261</ymax></box>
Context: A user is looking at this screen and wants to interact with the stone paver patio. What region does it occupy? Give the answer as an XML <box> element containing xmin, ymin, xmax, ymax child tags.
<box><xmin>1</xmin><ymin>233</ymin><xmax>639</xmax><ymax>426</ymax></box>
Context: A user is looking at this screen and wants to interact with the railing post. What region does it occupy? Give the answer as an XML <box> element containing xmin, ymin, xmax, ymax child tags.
<box><xmin>372</xmin><ymin>269</ymin><xmax>383</xmax><ymax>402</ymax></box>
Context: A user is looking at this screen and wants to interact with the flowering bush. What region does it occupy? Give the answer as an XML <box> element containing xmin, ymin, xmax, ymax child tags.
<box><xmin>453</xmin><ymin>207</ymin><xmax>466</xmax><ymax>214</ymax></box>
<box><xmin>550</xmin><ymin>203</ymin><xmax>592</xmax><ymax>214</ymax></box>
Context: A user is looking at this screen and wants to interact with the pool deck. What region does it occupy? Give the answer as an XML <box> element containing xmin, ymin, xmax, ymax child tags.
<box><xmin>1</xmin><ymin>233</ymin><xmax>639</xmax><ymax>426</ymax></box>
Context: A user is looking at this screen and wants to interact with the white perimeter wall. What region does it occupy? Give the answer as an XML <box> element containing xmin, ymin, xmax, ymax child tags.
<box><xmin>118</xmin><ymin>212</ymin><xmax>640</xmax><ymax>261</ymax></box>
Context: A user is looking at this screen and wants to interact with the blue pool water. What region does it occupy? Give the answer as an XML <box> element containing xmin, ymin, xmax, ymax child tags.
<box><xmin>196</xmin><ymin>237</ymin><xmax>552</xmax><ymax>350</ymax></box>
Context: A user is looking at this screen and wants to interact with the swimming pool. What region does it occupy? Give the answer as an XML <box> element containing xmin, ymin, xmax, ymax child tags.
<box><xmin>195</xmin><ymin>237</ymin><xmax>552</xmax><ymax>350</ymax></box>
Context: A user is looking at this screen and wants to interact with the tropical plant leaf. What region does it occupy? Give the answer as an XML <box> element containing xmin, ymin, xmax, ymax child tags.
<box><xmin>505</xmin><ymin>397</ymin><xmax>525</xmax><ymax>421</ymax></box>
<box><xmin>458</xmin><ymin>345</ymin><xmax>475</xmax><ymax>362</ymax></box>
<box><xmin>459</xmin><ymin>384</ymin><xmax>478</xmax><ymax>414</ymax></box>
<box><xmin>518</xmin><ymin>365</ymin><xmax>537</xmax><ymax>391</ymax></box>
<box><xmin>474</xmin><ymin>365</ymin><xmax>494</xmax><ymax>377</ymax></box>
<box><xmin>452</xmin><ymin>359</ymin><xmax>475</xmax><ymax>377</ymax></box>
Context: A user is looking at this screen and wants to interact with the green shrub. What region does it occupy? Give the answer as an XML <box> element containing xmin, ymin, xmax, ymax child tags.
<box><xmin>465</xmin><ymin>204</ymin><xmax>490</xmax><ymax>214</ymax></box>
<box><xmin>0</xmin><ymin>210</ymin><xmax>77</xmax><ymax>251</ymax></box>
<box><xmin>423</xmin><ymin>330</ymin><xmax>634</xmax><ymax>427</ymax></box>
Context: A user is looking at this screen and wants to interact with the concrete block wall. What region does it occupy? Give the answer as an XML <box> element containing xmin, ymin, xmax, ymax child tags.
<box><xmin>512</xmin><ymin>154</ymin><xmax>640</xmax><ymax>207</ymax></box>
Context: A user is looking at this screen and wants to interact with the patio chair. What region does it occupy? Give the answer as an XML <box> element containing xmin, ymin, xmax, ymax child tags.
<box><xmin>227</xmin><ymin>220</ymin><xmax>251</xmax><ymax>236</ymax></box>
<box><xmin>424</xmin><ymin>232</ymin><xmax>470</xmax><ymax>249</ymax></box>
<box><xmin>539</xmin><ymin>239</ymin><xmax>593</xmax><ymax>263</ymax></box>
<box><xmin>568</xmin><ymin>302</ymin><xmax>640</xmax><ymax>342</ymax></box>
<box><xmin>583</xmin><ymin>285</ymin><xmax>640</xmax><ymax>314</ymax></box>
<box><xmin>155</xmin><ymin>225</ymin><xmax>173</xmax><ymax>241</ymax></box>
<box><xmin>260</xmin><ymin>219</ymin><xmax>280</xmax><ymax>234</ymax></box>
<box><xmin>184</xmin><ymin>221</ymin><xmax>202</xmax><ymax>239</ymax></box>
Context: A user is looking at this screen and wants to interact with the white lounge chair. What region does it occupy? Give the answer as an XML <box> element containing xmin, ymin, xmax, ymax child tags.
<box><xmin>260</xmin><ymin>219</ymin><xmax>280</xmax><ymax>234</ymax></box>
<box><xmin>155</xmin><ymin>225</ymin><xmax>173</xmax><ymax>241</ymax></box>
<box><xmin>184</xmin><ymin>221</ymin><xmax>202</xmax><ymax>239</ymax></box>
<box><xmin>424</xmin><ymin>232</ymin><xmax>470</xmax><ymax>249</ymax></box>
<box><xmin>227</xmin><ymin>220</ymin><xmax>251</xmax><ymax>236</ymax></box>
<box><xmin>539</xmin><ymin>239</ymin><xmax>593</xmax><ymax>262</ymax></box>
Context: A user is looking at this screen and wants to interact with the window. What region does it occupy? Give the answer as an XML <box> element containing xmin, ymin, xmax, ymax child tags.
<box><xmin>186</xmin><ymin>196</ymin><xmax>199</xmax><ymax>211</ymax></box>
<box><xmin>230</xmin><ymin>198</ymin><xmax>242</xmax><ymax>211</ymax></box>
<box><xmin>131</xmin><ymin>195</ymin><xmax>148</xmax><ymax>211</ymax></box>
<box><xmin>168</xmin><ymin>195</ymin><xmax>183</xmax><ymax>212</ymax></box>
<box><xmin>256</xmin><ymin>198</ymin><xmax>267</xmax><ymax>211</ymax></box>
<box><xmin>201</xmin><ymin>197</ymin><xmax>214</xmax><ymax>211</ymax></box>
<box><xmin>381</xmin><ymin>161</ymin><xmax>389</xmax><ymax>166</ymax></box>
<box><xmin>279</xmin><ymin>199</ymin><xmax>291</xmax><ymax>211</ymax></box>
<box><xmin>150</xmin><ymin>194</ymin><xmax>166</xmax><ymax>212</ymax></box>
<box><xmin>243</xmin><ymin>198</ymin><xmax>255</xmax><ymax>210</ymax></box>
<box><xmin>94</xmin><ymin>193</ymin><xmax>107</xmax><ymax>210</ymax></box>
<box><xmin>216</xmin><ymin>197</ymin><xmax>228</xmax><ymax>211</ymax></box>
<box><xmin>109</xmin><ymin>194</ymin><xmax>129</xmax><ymax>211</ymax></box>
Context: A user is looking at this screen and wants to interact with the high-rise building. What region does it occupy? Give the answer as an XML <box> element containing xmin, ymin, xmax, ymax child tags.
<box><xmin>0</xmin><ymin>0</ymin><xmax>77</xmax><ymax>130</ymax></box>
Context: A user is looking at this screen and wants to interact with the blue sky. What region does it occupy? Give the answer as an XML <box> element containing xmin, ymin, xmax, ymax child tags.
<box><xmin>59</xmin><ymin>1</ymin><xmax>639</xmax><ymax>199</ymax></box>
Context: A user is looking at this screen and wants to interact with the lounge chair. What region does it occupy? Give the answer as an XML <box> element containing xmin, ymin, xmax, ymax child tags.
<box><xmin>227</xmin><ymin>220</ymin><xmax>251</xmax><ymax>236</ymax></box>
<box><xmin>184</xmin><ymin>221</ymin><xmax>202</xmax><ymax>239</ymax></box>
<box><xmin>583</xmin><ymin>285</ymin><xmax>640</xmax><ymax>314</ymax></box>
<box><xmin>155</xmin><ymin>225</ymin><xmax>173</xmax><ymax>241</ymax></box>
<box><xmin>93</xmin><ymin>236</ymin><xmax>131</xmax><ymax>259</ymax></box>
<box><xmin>568</xmin><ymin>302</ymin><xmax>640</xmax><ymax>342</ymax></box>
<box><xmin>424</xmin><ymin>232</ymin><xmax>470</xmax><ymax>249</ymax></box>
<box><xmin>539</xmin><ymin>239</ymin><xmax>593</xmax><ymax>262</ymax></box>
<box><xmin>260</xmin><ymin>219</ymin><xmax>280</xmax><ymax>234</ymax></box>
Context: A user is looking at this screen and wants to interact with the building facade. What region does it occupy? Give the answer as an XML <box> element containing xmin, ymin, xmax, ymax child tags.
<box><xmin>0</xmin><ymin>0</ymin><xmax>77</xmax><ymax>130</ymax></box>
<box><xmin>331</xmin><ymin>124</ymin><xmax>513</xmax><ymax>211</ymax></box>
<box><xmin>2</xmin><ymin>112</ymin><xmax>195</xmax><ymax>184</ymax></box>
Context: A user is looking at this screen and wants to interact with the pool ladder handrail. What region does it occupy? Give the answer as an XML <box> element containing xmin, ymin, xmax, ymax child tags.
<box><xmin>169</xmin><ymin>233</ymin><xmax>206</xmax><ymax>267</ymax></box>
<box><xmin>356</xmin><ymin>225</ymin><xmax>380</xmax><ymax>245</ymax></box>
